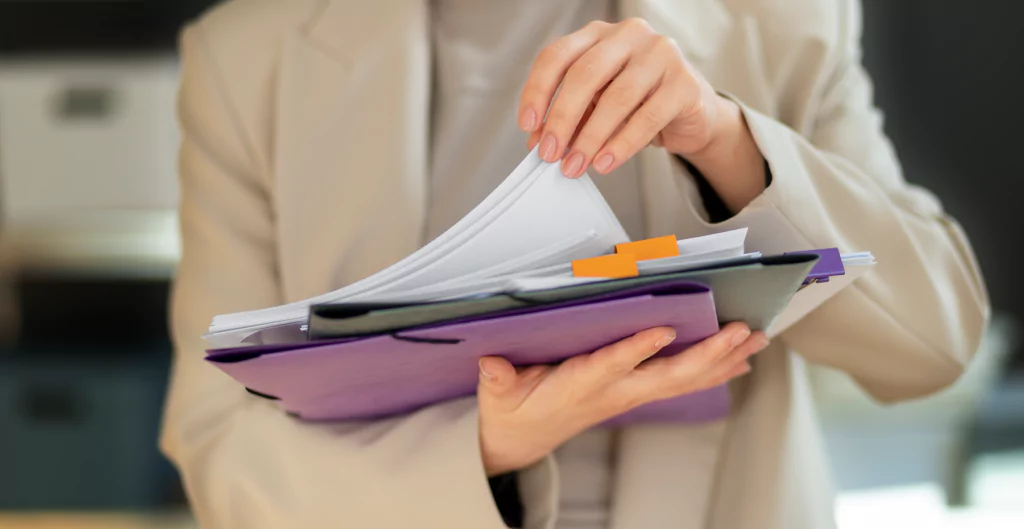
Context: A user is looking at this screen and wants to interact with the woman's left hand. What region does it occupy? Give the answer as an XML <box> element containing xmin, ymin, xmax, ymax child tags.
<box><xmin>519</xmin><ymin>18</ymin><xmax>763</xmax><ymax>207</ymax></box>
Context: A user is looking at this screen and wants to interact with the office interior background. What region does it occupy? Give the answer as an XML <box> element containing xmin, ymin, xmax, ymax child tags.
<box><xmin>0</xmin><ymin>1</ymin><xmax>1021</xmax><ymax>527</ymax></box>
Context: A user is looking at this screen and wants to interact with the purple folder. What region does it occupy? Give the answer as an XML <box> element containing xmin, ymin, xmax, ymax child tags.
<box><xmin>788</xmin><ymin>248</ymin><xmax>844</xmax><ymax>284</ymax></box>
<box><xmin>207</xmin><ymin>282</ymin><xmax>728</xmax><ymax>424</ymax></box>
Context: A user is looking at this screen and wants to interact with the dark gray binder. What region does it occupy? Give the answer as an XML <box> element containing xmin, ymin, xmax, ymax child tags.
<box><xmin>308</xmin><ymin>254</ymin><xmax>818</xmax><ymax>340</ymax></box>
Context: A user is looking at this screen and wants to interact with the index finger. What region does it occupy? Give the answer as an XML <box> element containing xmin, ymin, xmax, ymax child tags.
<box><xmin>518</xmin><ymin>21</ymin><xmax>609</xmax><ymax>134</ymax></box>
<box><xmin>572</xmin><ymin>326</ymin><xmax>677</xmax><ymax>386</ymax></box>
<box><xmin>632</xmin><ymin>321</ymin><xmax>751</xmax><ymax>381</ymax></box>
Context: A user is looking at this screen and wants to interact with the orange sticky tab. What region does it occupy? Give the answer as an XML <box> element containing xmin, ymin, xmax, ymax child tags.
<box><xmin>615</xmin><ymin>235</ymin><xmax>680</xmax><ymax>261</ymax></box>
<box><xmin>572</xmin><ymin>254</ymin><xmax>639</xmax><ymax>278</ymax></box>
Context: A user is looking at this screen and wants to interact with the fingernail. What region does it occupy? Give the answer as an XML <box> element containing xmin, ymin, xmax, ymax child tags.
<box><xmin>540</xmin><ymin>134</ymin><xmax>558</xmax><ymax>162</ymax></box>
<box><xmin>752</xmin><ymin>335</ymin><xmax>770</xmax><ymax>353</ymax></box>
<box><xmin>478</xmin><ymin>359</ymin><xmax>497</xmax><ymax>382</ymax></box>
<box><xmin>594</xmin><ymin>153</ymin><xmax>614</xmax><ymax>173</ymax></box>
<box><xmin>655</xmin><ymin>332</ymin><xmax>677</xmax><ymax>349</ymax></box>
<box><xmin>519</xmin><ymin>108</ymin><xmax>537</xmax><ymax>132</ymax></box>
<box><xmin>562</xmin><ymin>152</ymin><xmax>584</xmax><ymax>178</ymax></box>
<box><xmin>730</xmin><ymin>328</ymin><xmax>751</xmax><ymax>348</ymax></box>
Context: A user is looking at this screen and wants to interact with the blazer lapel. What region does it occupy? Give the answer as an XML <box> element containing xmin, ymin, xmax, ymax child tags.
<box><xmin>273</xmin><ymin>0</ymin><xmax>431</xmax><ymax>302</ymax></box>
<box><xmin>304</xmin><ymin>0</ymin><xmax>422</xmax><ymax>67</ymax></box>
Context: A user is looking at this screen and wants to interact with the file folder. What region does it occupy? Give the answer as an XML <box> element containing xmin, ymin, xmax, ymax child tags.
<box><xmin>205</xmin><ymin>253</ymin><xmax>821</xmax><ymax>424</ymax></box>
<box><xmin>307</xmin><ymin>252</ymin><xmax>820</xmax><ymax>340</ymax></box>
<box><xmin>788</xmin><ymin>248</ymin><xmax>844</xmax><ymax>284</ymax></box>
<box><xmin>208</xmin><ymin>281</ymin><xmax>727</xmax><ymax>423</ymax></box>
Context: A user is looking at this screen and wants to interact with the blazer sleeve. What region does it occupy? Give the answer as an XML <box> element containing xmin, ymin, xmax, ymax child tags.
<box><xmin>673</xmin><ymin>0</ymin><xmax>989</xmax><ymax>402</ymax></box>
<box><xmin>160</xmin><ymin>26</ymin><xmax>558</xmax><ymax>529</ymax></box>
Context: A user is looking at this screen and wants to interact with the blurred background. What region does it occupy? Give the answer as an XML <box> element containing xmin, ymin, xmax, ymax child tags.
<box><xmin>0</xmin><ymin>1</ymin><xmax>1021</xmax><ymax>528</ymax></box>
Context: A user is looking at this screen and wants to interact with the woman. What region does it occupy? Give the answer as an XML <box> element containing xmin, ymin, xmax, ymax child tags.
<box><xmin>161</xmin><ymin>1</ymin><xmax>989</xmax><ymax>528</ymax></box>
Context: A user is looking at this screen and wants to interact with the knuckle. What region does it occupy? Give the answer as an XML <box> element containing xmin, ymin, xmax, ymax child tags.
<box><xmin>662</xmin><ymin>361</ymin><xmax>703</xmax><ymax>392</ymax></box>
<box><xmin>638</xmin><ymin>104</ymin><xmax>663</xmax><ymax>125</ymax></box>
<box><xmin>545</xmin><ymin>107</ymin><xmax>571</xmax><ymax>129</ymax></box>
<box><xmin>562</xmin><ymin>354</ymin><xmax>590</xmax><ymax>374</ymax></box>
<box><xmin>590</xmin><ymin>49</ymin><xmax>616</xmax><ymax>71</ymax></box>
<box><xmin>540</xmin><ymin>40</ymin><xmax>571</xmax><ymax>64</ymax></box>
<box><xmin>677</xmin><ymin>95</ymin><xmax>706</xmax><ymax>121</ymax></box>
<box><xmin>703</xmin><ymin>341</ymin><xmax>731</xmax><ymax>363</ymax></box>
<box><xmin>603</xmin><ymin>83</ymin><xmax>639</xmax><ymax>108</ymax></box>
<box><xmin>565</xmin><ymin>57</ymin><xmax>598</xmax><ymax>85</ymax></box>
<box><xmin>575</xmin><ymin>48</ymin><xmax>617</xmax><ymax>81</ymax></box>
<box><xmin>572</xmin><ymin>129</ymin><xmax>604</xmax><ymax>153</ymax></box>
<box><xmin>623</xmin><ymin>17</ymin><xmax>653</xmax><ymax>33</ymax></box>
<box><xmin>666</xmin><ymin>363</ymin><xmax>696</xmax><ymax>386</ymax></box>
<box><xmin>653</xmin><ymin>34</ymin><xmax>678</xmax><ymax>53</ymax></box>
<box><xmin>603</xmin><ymin>360</ymin><xmax>632</xmax><ymax>378</ymax></box>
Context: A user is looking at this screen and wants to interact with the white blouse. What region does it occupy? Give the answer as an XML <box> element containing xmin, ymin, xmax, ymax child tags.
<box><xmin>428</xmin><ymin>1</ymin><xmax>628</xmax><ymax>527</ymax></box>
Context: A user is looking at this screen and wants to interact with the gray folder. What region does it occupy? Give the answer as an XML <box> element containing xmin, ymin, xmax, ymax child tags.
<box><xmin>307</xmin><ymin>253</ymin><xmax>818</xmax><ymax>340</ymax></box>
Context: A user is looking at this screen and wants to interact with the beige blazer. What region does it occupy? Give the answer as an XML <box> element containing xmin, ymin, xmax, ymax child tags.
<box><xmin>160</xmin><ymin>0</ymin><xmax>990</xmax><ymax>528</ymax></box>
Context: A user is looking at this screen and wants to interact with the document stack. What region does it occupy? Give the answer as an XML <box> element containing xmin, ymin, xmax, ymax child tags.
<box><xmin>203</xmin><ymin>150</ymin><xmax>874</xmax><ymax>425</ymax></box>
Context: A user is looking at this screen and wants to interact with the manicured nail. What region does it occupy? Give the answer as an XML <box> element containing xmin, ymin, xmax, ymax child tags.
<box><xmin>478</xmin><ymin>359</ymin><xmax>497</xmax><ymax>382</ymax></box>
<box><xmin>562</xmin><ymin>152</ymin><xmax>584</xmax><ymax>178</ymax></box>
<box><xmin>519</xmin><ymin>108</ymin><xmax>537</xmax><ymax>132</ymax></box>
<box><xmin>655</xmin><ymin>332</ymin><xmax>677</xmax><ymax>349</ymax></box>
<box><xmin>540</xmin><ymin>134</ymin><xmax>558</xmax><ymax>162</ymax></box>
<box><xmin>594</xmin><ymin>153</ymin><xmax>614</xmax><ymax>173</ymax></box>
<box><xmin>730</xmin><ymin>328</ymin><xmax>751</xmax><ymax>347</ymax></box>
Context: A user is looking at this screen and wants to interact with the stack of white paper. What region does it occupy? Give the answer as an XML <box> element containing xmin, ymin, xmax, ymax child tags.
<box><xmin>206</xmin><ymin>150</ymin><xmax>631</xmax><ymax>346</ymax></box>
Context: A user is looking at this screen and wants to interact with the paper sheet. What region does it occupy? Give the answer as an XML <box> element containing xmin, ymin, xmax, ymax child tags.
<box><xmin>206</xmin><ymin>149</ymin><xmax>629</xmax><ymax>346</ymax></box>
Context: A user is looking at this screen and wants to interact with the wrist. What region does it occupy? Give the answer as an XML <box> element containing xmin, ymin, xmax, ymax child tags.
<box><xmin>670</xmin><ymin>95</ymin><xmax>767</xmax><ymax>213</ymax></box>
<box><xmin>480</xmin><ymin>428</ymin><xmax>548</xmax><ymax>477</ymax></box>
<box><xmin>481</xmin><ymin>447</ymin><xmax>522</xmax><ymax>477</ymax></box>
<box><xmin>678</xmin><ymin>95</ymin><xmax>746</xmax><ymax>169</ymax></box>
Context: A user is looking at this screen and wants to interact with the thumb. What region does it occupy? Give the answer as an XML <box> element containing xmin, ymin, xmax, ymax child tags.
<box><xmin>477</xmin><ymin>356</ymin><xmax>517</xmax><ymax>397</ymax></box>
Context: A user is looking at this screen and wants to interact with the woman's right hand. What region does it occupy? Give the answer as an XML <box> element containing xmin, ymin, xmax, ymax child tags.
<box><xmin>477</xmin><ymin>322</ymin><xmax>768</xmax><ymax>476</ymax></box>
